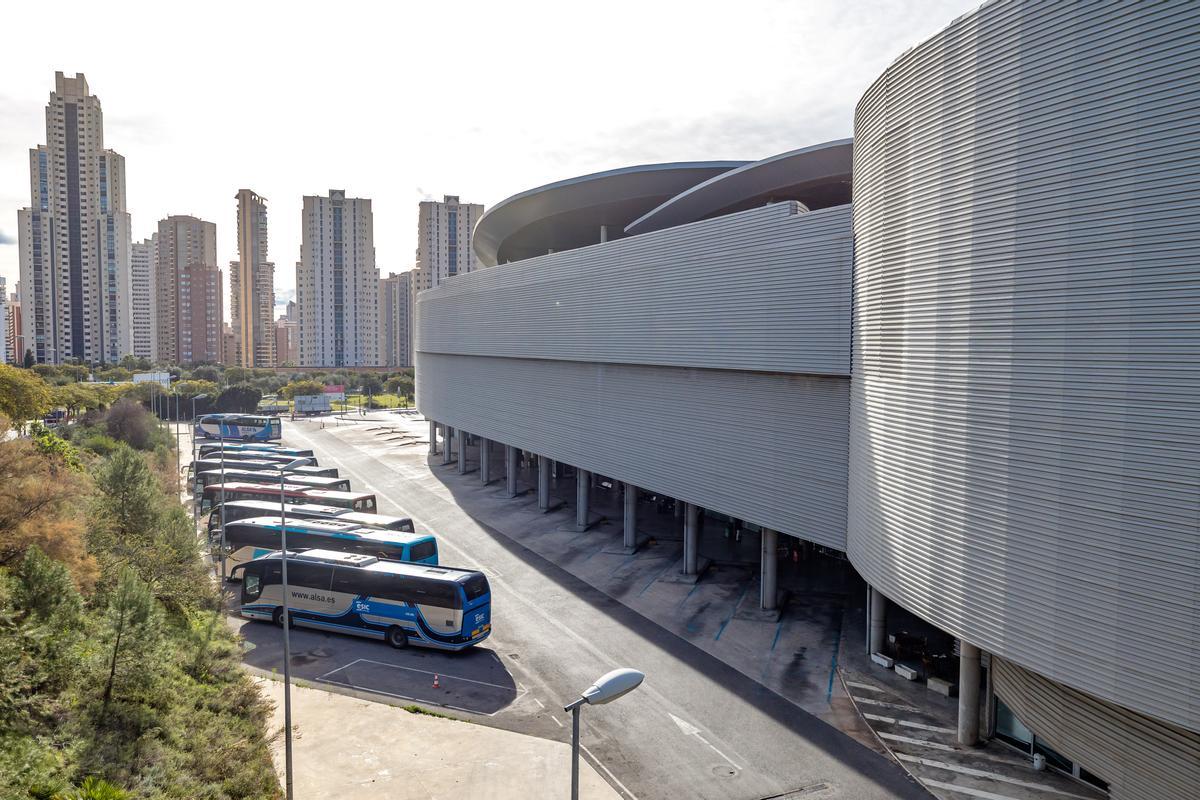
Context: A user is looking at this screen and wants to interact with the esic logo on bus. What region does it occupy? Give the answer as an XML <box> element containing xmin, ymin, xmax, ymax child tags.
<box><xmin>354</xmin><ymin>600</ymin><xmax>371</xmax><ymax>614</ymax></box>
<box><xmin>474</xmin><ymin>612</ymin><xmax>485</xmax><ymax>625</ymax></box>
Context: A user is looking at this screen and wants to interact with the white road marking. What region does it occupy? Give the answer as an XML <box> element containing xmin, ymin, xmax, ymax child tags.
<box><xmin>851</xmin><ymin>695</ymin><xmax>919</xmax><ymax>712</ymax></box>
<box><xmin>668</xmin><ymin>712</ymin><xmax>742</xmax><ymax>771</ymax></box>
<box><xmin>864</xmin><ymin>713</ymin><xmax>955</xmax><ymax>734</ymax></box>
<box><xmin>582</xmin><ymin>743</ymin><xmax>641</xmax><ymax>800</ymax></box>
<box><xmin>314</xmin><ymin>657</ymin><xmax>527</xmax><ymax>718</ymax></box>
<box><xmin>845</xmin><ymin>680</ymin><xmax>885</xmax><ymax>692</ymax></box>
<box><xmin>923</xmin><ymin>778</ymin><xmax>1038</xmax><ymax>800</ymax></box>
<box><xmin>878</xmin><ymin>732</ymin><xmax>956</xmax><ymax>751</ymax></box>
<box><xmin>898</xmin><ymin>755</ymin><xmax>1098</xmax><ymax>799</ymax></box>
<box><xmin>550</xmin><ymin>714</ymin><xmax>564</xmax><ymax>728</ymax></box>
<box><xmin>532</xmin><ymin>697</ymin><xmax>545</xmax><ymax>709</ymax></box>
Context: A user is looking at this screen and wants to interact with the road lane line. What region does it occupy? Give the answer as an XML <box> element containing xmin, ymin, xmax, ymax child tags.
<box><xmin>582</xmin><ymin>743</ymin><xmax>641</xmax><ymax>800</ymax></box>
<box><xmin>669</xmin><ymin>712</ymin><xmax>742</xmax><ymax>771</ymax></box>
<box><xmin>550</xmin><ymin>714</ymin><xmax>564</xmax><ymax>728</ymax></box>
<box><xmin>851</xmin><ymin>696</ymin><xmax>919</xmax><ymax>712</ymax></box>
<box><xmin>845</xmin><ymin>680</ymin><xmax>885</xmax><ymax>692</ymax></box>
<box><xmin>896</xmin><ymin>755</ymin><xmax>1098</xmax><ymax>799</ymax></box>
<box><xmin>877</xmin><ymin>732</ymin><xmax>955</xmax><ymax>751</ymax></box>
<box><xmin>864</xmin><ymin>713</ymin><xmax>955</xmax><ymax>735</ymax></box>
<box><xmin>922</xmin><ymin>778</ymin><xmax>1032</xmax><ymax>800</ymax></box>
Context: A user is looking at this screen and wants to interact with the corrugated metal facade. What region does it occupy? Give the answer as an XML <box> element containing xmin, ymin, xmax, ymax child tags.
<box><xmin>848</xmin><ymin>0</ymin><xmax>1200</xmax><ymax>741</ymax></box>
<box><xmin>417</xmin><ymin>352</ymin><xmax>849</xmax><ymax>549</ymax></box>
<box><xmin>994</xmin><ymin>658</ymin><xmax>1200</xmax><ymax>800</ymax></box>
<box><xmin>416</xmin><ymin>202</ymin><xmax>854</xmax><ymax>548</ymax></box>
<box><xmin>418</xmin><ymin>203</ymin><xmax>852</xmax><ymax>377</ymax></box>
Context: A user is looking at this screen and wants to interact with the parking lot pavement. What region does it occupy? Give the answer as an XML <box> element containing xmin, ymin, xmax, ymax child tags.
<box><xmin>256</xmin><ymin>676</ymin><xmax>620</xmax><ymax>800</ymax></box>
<box><xmin>265</xmin><ymin>415</ymin><xmax>932</xmax><ymax>800</ymax></box>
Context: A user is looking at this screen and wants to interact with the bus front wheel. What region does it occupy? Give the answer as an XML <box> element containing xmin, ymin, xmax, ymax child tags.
<box><xmin>273</xmin><ymin>608</ymin><xmax>294</xmax><ymax>628</ymax></box>
<box><xmin>386</xmin><ymin>626</ymin><xmax>408</xmax><ymax>649</ymax></box>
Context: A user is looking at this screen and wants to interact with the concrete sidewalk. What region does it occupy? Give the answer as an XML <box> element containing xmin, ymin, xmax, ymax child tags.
<box><xmin>258</xmin><ymin>677</ymin><xmax>620</xmax><ymax>800</ymax></box>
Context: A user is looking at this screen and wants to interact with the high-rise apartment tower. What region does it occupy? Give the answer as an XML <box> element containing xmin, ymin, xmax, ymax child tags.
<box><xmin>230</xmin><ymin>189</ymin><xmax>275</xmax><ymax>367</ymax></box>
<box><xmin>296</xmin><ymin>190</ymin><xmax>379</xmax><ymax>366</ymax></box>
<box><xmin>156</xmin><ymin>216</ymin><xmax>222</xmax><ymax>364</ymax></box>
<box><xmin>415</xmin><ymin>195</ymin><xmax>483</xmax><ymax>288</ymax></box>
<box><xmin>17</xmin><ymin>72</ymin><xmax>133</xmax><ymax>363</ymax></box>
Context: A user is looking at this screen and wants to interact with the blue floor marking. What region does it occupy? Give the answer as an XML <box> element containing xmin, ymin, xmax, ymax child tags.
<box><xmin>714</xmin><ymin>582</ymin><xmax>752</xmax><ymax>642</ymax></box>
<box><xmin>770</xmin><ymin>621</ymin><xmax>784</xmax><ymax>651</ymax></box>
<box><xmin>637</xmin><ymin>558</ymin><xmax>680</xmax><ymax>597</ymax></box>
<box><xmin>826</xmin><ymin>623</ymin><xmax>843</xmax><ymax>703</ymax></box>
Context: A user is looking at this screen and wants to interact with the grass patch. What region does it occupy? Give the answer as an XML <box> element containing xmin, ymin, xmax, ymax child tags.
<box><xmin>401</xmin><ymin>704</ymin><xmax>458</xmax><ymax>720</ymax></box>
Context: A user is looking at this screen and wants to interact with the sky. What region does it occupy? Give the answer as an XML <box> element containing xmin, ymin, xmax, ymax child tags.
<box><xmin>0</xmin><ymin>0</ymin><xmax>972</xmax><ymax>317</ymax></box>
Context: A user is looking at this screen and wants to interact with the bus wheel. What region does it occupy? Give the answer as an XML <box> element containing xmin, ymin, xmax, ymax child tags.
<box><xmin>386</xmin><ymin>626</ymin><xmax>408</xmax><ymax>649</ymax></box>
<box><xmin>272</xmin><ymin>608</ymin><xmax>293</xmax><ymax>628</ymax></box>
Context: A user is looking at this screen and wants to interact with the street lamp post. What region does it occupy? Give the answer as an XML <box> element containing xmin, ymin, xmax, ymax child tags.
<box><xmin>563</xmin><ymin>668</ymin><xmax>644</xmax><ymax>800</ymax></box>
<box><xmin>276</xmin><ymin>457</ymin><xmax>313</xmax><ymax>800</ymax></box>
<box><xmin>174</xmin><ymin>390</ymin><xmax>181</xmax><ymax>495</ymax></box>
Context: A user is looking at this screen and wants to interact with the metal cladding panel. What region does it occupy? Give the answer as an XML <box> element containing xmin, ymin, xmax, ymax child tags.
<box><xmin>417</xmin><ymin>203</ymin><xmax>852</xmax><ymax>377</ymax></box>
<box><xmin>416</xmin><ymin>352</ymin><xmax>849</xmax><ymax>550</ymax></box>
<box><xmin>849</xmin><ymin>0</ymin><xmax>1200</xmax><ymax>733</ymax></box>
<box><xmin>994</xmin><ymin>658</ymin><xmax>1200</xmax><ymax>800</ymax></box>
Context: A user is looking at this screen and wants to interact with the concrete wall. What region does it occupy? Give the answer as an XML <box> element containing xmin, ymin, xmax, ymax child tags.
<box><xmin>416</xmin><ymin>202</ymin><xmax>854</xmax><ymax>548</ymax></box>
<box><xmin>848</xmin><ymin>0</ymin><xmax>1200</xmax><ymax>736</ymax></box>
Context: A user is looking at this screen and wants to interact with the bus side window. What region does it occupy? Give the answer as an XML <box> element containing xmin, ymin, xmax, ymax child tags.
<box><xmin>261</xmin><ymin>563</ymin><xmax>282</xmax><ymax>587</ymax></box>
<box><xmin>331</xmin><ymin>568</ymin><xmax>359</xmax><ymax>596</ymax></box>
<box><xmin>289</xmin><ymin>563</ymin><xmax>334</xmax><ymax>591</ymax></box>
<box><xmin>409</xmin><ymin>540</ymin><xmax>437</xmax><ymax>563</ymax></box>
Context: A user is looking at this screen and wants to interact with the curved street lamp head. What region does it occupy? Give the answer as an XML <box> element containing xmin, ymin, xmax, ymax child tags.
<box><xmin>580</xmin><ymin>668</ymin><xmax>645</xmax><ymax>706</ymax></box>
<box><xmin>279</xmin><ymin>458</ymin><xmax>313</xmax><ymax>471</ymax></box>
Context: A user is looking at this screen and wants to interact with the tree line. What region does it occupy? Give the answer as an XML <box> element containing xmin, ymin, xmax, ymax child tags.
<box><xmin>0</xmin><ymin>401</ymin><xmax>280</xmax><ymax>799</ymax></box>
<box><xmin>3</xmin><ymin>362</ymin><xmax>417</xmax><ymax>422</ymax></box>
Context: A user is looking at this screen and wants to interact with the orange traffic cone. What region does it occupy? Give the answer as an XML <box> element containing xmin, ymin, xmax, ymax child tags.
<box><xmin>432</xmin><ymin>674</ymin><xmax>440</xmax><ymax>689</ymax></box>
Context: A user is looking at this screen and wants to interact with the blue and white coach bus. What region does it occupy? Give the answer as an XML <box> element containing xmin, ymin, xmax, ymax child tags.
<box><xmin>195</xmin><ymin>413</ymin><xmax>282</xmax><ymax>442</ymax></box>
<box><xmin>220</xmin><ymin>517</ymin><xmax>438</xmax><ymax>568</ymax></box>
<box><xmin>197</xmin><ymin>442</ymin><xmax>313</xmax><ymax>459</ymax></box>
<box><xmin>233</xmin><ymin>549</ymin><xmax>490</xmax><ymax>650</ymax></box>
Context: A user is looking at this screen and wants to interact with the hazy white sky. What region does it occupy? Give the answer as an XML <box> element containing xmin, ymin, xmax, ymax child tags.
<box><xmin>0</xmin><ymin>0</ymin><xmax>971</xmax><ymax>315</ymax></box>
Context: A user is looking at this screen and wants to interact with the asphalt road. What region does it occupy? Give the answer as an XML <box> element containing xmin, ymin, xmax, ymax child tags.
<box><xmin>235</xmin><ymin>420</ymin><xmax>930</xmax><ymax>800</ymax></box>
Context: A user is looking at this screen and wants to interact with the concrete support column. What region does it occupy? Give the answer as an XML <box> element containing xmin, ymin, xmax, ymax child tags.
<box><xmin>623</xmin><ymin>483</ymin><xmax>638</xmax><ymax>550</ymax></box>
<box><xmin>760</xmin><ymin>528</ymin><xmax>778</xmax><ymax>611</ymax></box>
<box><xmin>479</xmin><ymin>438</ymin><xmax>491</xmax><ymax>484</ymax></box>
<box><xmin>505</xmin><ymin>445</ymin><xmax>518</xmax><ymax>497</ymax></box>
<box><xmin>683</xmin><ymin>503</ymin><xmax>700</xmax><ymax>574</ymax></box>
<box><xmin>674</xmin><ymin>500</ymin><xmax>683</xmax><ymax>520</ymax></box>
<box><xmin>537</xmin><ymin>455</ymin><xmax>550</xmax><ymax>511</ymax></box>
<box><xmin>575</xmin><ymin>469</ymin><xmax>591</xmax><ymax>530</ymax></box>
<box><xmin>869</xmin><ymin>586</ymin><xmax>888</xmax><ymax>655</ymax></box>
<box><xmin>429</xmin><ymin>421</ymin><xmax>439</xmax><ymax>455</ymax></box>
<box><xmin>958</xmin><ymin>641</ymin><xmax>981</xmax><ymax>746</ymax></box>
<box><xmin>457</xmin><ymin>430</ymin><xmax>469</xmax><ymax>474</ymax></box>
<box><xmin>442</xmin><ymin>426</ymin><xmax>454</xmax><ymax>465</ymax></box>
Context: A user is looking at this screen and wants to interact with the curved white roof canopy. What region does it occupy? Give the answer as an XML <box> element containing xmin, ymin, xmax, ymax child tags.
<box><xmin>472</xmin><ymin>161</ymin><xmax>747</xmax><ymax>266</ymax></box>
<box><xmin>624</xmin><ymin>139</ymin><xmax>853</xmax><ymax>236</ymax></box>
